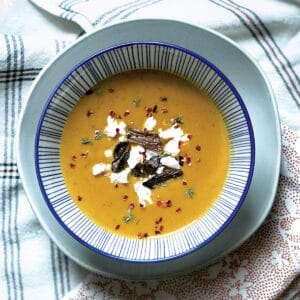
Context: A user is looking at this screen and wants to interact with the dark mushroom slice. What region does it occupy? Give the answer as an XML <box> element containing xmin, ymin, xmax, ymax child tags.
<box><xmin>127</xmin><ymin>128</ymin><xmax>163</xmax><ymax>153</ymax></box>
<box><xmin>142</xmin><ymin>167</ymin><xmax>183</xmax><ymax>189</ymax></box>
<box><xmin>131</xmin><ymin>156</ymin><xmax>160</xmax><ymax>177</ymax></box>
<box><xmin>111</xmin><ymin>141</ymin><xmax>130</xmax><ymax>173</ymax></box>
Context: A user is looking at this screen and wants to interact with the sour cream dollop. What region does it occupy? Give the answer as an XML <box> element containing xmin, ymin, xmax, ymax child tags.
<box><xmin>134</xmin><ymin>181</ymin><xmax>153</xmax><ymax>207</ymax></box>
<box><xmin>104</xmin><ymin>115</ymin><xmax>126</xmax><ymax>138</ymax></box>
<box><xmin>144</xmin><ymin>116</ymin><xmax>157</xmax><ymax>131</ymax></box>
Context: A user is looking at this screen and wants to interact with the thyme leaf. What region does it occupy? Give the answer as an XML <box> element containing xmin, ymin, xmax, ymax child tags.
<box><xmin>81</xmin><ymin>138</ymin><xmax>92</xmax><ymax>145</ymax></box>
<box><xmin>122</xmin><ymin>210</ymin><xmax>135</xmax><ymax>223</ymax></box>
<box><xmin>172</xmin><ymin>116</ymin><xmax>184</xmax><ymax>125</ymax></box>
<box><xmin>185</xmin><ymin>188</ymin><xmax>195</xmax><ymax>198</ymax></box>
<box><xmin>94</xmin><ymin>129</ymin><xmax>102</xmax><ymax>140</ymax></box>
<box><xmin>133</xmin><ymin>98</ymin><xmax>141</xmax><ymax>107</ymax></box>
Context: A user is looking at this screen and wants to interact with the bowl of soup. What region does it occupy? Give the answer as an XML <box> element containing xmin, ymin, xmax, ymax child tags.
<box><xmin>35</xmin><ymin>42</ymin><xmax>255</xmax><ymax>262</ymax></box>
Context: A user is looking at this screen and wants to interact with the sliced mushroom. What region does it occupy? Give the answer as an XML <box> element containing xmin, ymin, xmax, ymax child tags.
<box><xmin>131</xmin><ymin>156</ymin><xmax>160</xmax><ymax>177</ymax></box>
<box><xmin>111</xmin><ymin>141</ymin><xmax>130</xmax><ymax>173</ymax></box>
<box><xmin>142</xmin><ymin>167</ymin><xmax>183</xmax><ymax>189</ymax></box>
<box><xmin>127</xmin><ymin>128</ymin><xmax>163</xmax><ymax>153</ymax></box>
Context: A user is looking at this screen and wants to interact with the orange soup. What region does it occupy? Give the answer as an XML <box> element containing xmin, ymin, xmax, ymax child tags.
<box><xmin>60</xmin><ymin>70</ymin><xmax>230</xmax><ymax>239</ymax></box>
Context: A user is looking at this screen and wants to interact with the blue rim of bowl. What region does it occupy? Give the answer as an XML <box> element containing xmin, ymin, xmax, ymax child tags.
<box><xmin>34</xmin><ymin>41</ymin><xmax>255</xmax><ymax>263</ymax></box>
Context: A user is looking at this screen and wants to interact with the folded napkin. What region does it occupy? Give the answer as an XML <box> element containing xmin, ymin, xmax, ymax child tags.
<box><xmin>0</xmin><ymin>0</ymin><xmax>299</xmax><ymax>299</ymax></box>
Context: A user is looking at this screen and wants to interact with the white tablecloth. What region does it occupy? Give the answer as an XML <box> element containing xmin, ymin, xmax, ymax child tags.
<box><xmin>0</xmin><ymin>1</ymin><xmax>299</xmax><ymax>299</ymax></box>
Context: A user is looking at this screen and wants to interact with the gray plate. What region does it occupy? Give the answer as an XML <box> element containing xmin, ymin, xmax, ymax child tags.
<box><xmin>16</xmin><ymin>19</ymin><xmax>281</xmax><ymax>280</ymax></box>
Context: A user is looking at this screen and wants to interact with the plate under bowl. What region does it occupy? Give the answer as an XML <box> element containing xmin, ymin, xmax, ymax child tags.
<box><xmin>16</xmin><ymin>19</ymin><xmax>280</xmax><ymax>279</ymax></box>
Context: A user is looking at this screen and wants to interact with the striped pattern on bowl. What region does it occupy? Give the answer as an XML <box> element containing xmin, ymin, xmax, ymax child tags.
<box><xmin>35</xmin><ymin>42</ymin><xmax>255</xmax><ymax>262</ymax></box>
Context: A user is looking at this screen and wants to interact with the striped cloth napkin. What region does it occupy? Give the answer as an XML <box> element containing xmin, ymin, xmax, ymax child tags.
<box><xmin>0</xmin><ymin>0</ymin><xmax>299</xmax><ymax>299</ymax></box>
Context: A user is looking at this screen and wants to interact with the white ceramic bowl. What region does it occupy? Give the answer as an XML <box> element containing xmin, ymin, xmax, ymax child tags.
<box><xmin>35</xmin><ymin>41</ymin><xmax>255</xmax><ymax>262</ymax></box>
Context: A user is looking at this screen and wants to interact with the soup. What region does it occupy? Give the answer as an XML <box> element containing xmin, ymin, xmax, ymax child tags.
<box><xmin>60</xmin><ymin>70</ymin><xmax>230</xmax><ymax>239</ymax></box>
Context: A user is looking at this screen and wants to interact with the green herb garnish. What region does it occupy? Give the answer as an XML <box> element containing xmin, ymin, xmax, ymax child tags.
<box><xmin>172</xmin><ymin>116</ymin><xmax>184</xmax><ymax>125</ymax></box>
<box><xmin>81</xmin><ymin>138</ymin><xmax>92</xmax><ymax>145</ymax></box>
<box><xmin>133</xmin><ymin>98</ymin><xmax>141</xmax><ymax>107</ymax></box>
<box><xmin>185</xmin><ymin>188</ymin><xmax>195</xmax><ymax>198</ymax></box>
<box><xmin>94</xmin><ymin>129</ymin><xmax>102</xmax><ymax>140</ymax></box>
<box><xmin>122</xmin><ymin>210</ymin><xmax>135</xmax><ymax>223</ymax></box>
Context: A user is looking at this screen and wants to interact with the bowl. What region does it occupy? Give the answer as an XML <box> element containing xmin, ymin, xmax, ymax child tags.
<box><xmin>35</xmin><ymin>41</ymin><xmax>255</xmax><ymax>262</ymax></box>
